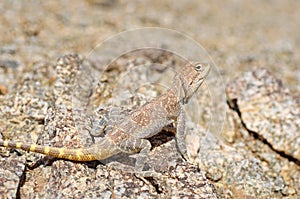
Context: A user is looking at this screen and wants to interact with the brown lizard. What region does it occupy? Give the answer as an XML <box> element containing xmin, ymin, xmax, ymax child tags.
<box><xmin>0</xmin><ymin>61</ymin><xmax>210</xmax><ymax>175</ymax></box>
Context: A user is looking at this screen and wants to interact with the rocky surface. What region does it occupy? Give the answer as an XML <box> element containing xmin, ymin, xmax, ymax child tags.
<box><xmin>1</xmin><ymin>52</ymin><xmax>299</xmax><ymax>198</ymax></box>
<box><xmin>226</xmin><ymin>68</ymin><xmax>300</xmax><ymax>163</ymax></box>
<box><xmin>0</xmin><ymin>154</ymin><xmax>25</xmax><ymax>198</ymax></box>
<box><xmin>225</xmin><ymin>68</ymin><xmax>300</xmax><ymax>197</ymax></box>
<box><xmin>0</xmin><ymin>0</ymin><xmax>299</xmax><ymax>198</ymax></box>
<box><xmin>0</xmin><ymin>54</ymin><xmax>299</xmax><ymax>198</ymax></box>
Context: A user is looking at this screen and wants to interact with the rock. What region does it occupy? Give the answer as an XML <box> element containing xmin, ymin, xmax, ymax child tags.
<box><xmin>0</xmin><ymin>84</ymin><xmax>7</xmax><ymax>95</ymax></box>
<box><xmin>0</xmin><ymin>60</ymin><xmax>19</xmax><ymax>69</ymax></box>
<box><xmin>0</xmin><ymin>155</ymin><xmax>26</xmax><ymax>199</ymax></box>
<box><xmin>226</xmin><ymin>67</ymin><xmax>300</xmax><ymax>197</ymax></box>
<box><xmin>185</xmin><ymin>120</ymin><xmax>279</xmax><ymax>198</ymax></box>
<box><xmin>226</xmin><ymin>68</ymin><xmax>300</xmax><ymax>163</ymax></box>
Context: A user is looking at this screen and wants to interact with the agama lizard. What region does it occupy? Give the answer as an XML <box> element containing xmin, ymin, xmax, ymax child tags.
<box><xmin>0</xmin><ymin>62</ymin><xmax>211</xmax><ymax>175</ymax></box>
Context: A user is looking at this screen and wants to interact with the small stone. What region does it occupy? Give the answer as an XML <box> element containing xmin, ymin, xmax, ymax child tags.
<box><xmin>0</xmin><ymin>84</ymin><xmax>7</xmax><ymax>95</ymax></box>
<box><xmin>0</xmin><ymin>60</ymin><xmax>19</xmax><ymax>69</ymax></box>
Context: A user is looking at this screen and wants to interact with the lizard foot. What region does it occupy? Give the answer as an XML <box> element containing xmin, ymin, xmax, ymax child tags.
<box><xmin>134</xmin><ymin>169</ymin><xmax>163</xmax><ymax>179</ymax></box>
<box><xmin>134</xmin><ymin>169</ymin><xmax>165</xmax><ymax>188</ymax></box>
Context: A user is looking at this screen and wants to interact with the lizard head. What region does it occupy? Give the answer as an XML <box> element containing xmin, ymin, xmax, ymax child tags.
<box><xmin>177</xmin><ymin>62</ymin><xmax>211</xmax><ymax>103</ymax></box>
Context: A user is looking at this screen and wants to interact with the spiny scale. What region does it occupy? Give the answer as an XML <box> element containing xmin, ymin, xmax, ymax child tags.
<box><xmin>0</xmin><ymin>140</ymin><xmax>97</xmax><ymax>161</ymax></box>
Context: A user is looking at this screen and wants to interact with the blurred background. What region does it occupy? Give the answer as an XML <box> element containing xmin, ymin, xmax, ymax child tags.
<box><xmin>0</xmin><ymin>0</ymin><xmax>299</xmax><ymax>92</ymax></box>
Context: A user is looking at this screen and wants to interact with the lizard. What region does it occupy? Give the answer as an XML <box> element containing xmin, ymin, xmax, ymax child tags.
<box><xmin>0</xmin><ymin>61</ymin><xmax>211</xmax><ymax>175</ymax></box>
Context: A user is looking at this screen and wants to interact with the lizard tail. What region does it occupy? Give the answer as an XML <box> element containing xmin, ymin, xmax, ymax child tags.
<box><xmin>0</xmin><ymin>140</ymin><xmax>98</xmax><ymax>161</ymax></box>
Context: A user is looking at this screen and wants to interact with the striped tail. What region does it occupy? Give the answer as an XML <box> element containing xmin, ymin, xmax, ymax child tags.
<box><xmin>0</xmin><ymin>140</ymin><xmax>98</xmax><ymax>161</ymax></box>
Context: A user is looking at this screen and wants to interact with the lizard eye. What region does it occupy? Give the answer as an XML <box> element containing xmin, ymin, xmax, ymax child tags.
<box><xmin>195</xmin><ymin>64</ymin><xmax>203</xmax><ymax>71</ymax></box>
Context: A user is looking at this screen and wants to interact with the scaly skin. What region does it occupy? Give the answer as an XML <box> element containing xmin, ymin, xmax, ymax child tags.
<box><xmin>0</xmin><ymin>62</ymin><xmax>210</xmax><ymax>164</ymax></box>
<box><xmin>0</xmin><ymin>138</ymin><xmax>118</xmax><ymax>161</ymax></box>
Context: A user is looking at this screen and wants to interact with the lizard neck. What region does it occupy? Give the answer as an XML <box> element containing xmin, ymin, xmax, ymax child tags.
<box><xmin>170</xmin><ymin>76</ymin><xmax>187</xmax><ymax>104</ymax></box>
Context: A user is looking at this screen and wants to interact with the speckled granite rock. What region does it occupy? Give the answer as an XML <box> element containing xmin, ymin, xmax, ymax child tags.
<box><xmin>0</xmin><ymin>154</ymin><xmax>25</xmax><ymax>199</ymax></box>
<box><xmin>0</xmin><ymin>59</ymin><xmax>51</xmax><ymax>198</ymax></box>
<box><xmin>91</xmin><ymin>153</ymin><xmax>217</xmax><ymax>198</ymax></box>
<box><xmin>225</xmin><ymin>68</ymin><xmax>300</xmax><ymax>197</ymax></box>
<box><xmin>20</xmin><ymin>55</ymin><xmax>95</xmax><ymax>198</ymax></box>
<box><xmin>184</xmin><ymin>120</ymin><xmax>284</xmax><ymax>198</ymax></box>
<box><xmin>227</xmin><ymin>110</ymin><xmax>300</xmax><ymax>197</ymax></box>
<box><xmin>226</xmin><ymin>68</ymin><xmax>300</xmax><ymax>163</ymax></box>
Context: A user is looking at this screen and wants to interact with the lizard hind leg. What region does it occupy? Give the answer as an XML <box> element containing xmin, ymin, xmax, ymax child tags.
<box><xmin>90</xmin><ymin>106</ymin><xmax>111</xmax><ymax>137</ymax></box>
<box><xmin>119</xmin><ymin>138</ymin><xmax>161</xmax><ymax>178</ymax></box>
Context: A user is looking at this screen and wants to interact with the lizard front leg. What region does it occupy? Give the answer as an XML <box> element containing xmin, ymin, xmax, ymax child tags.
<box><xmin>176</xmin><ymin>109</ymin><xmax>189</xmax><ymax>161</ymax></box>
<box><xmin>90</xmin><ymin>107</ymin><xmax>131</xmax><ymax>137</ymax></box>
<box><xmin>90</xmin><ymin>112</ymin><xmax>109</xmax><ymax>137</ymax></box>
